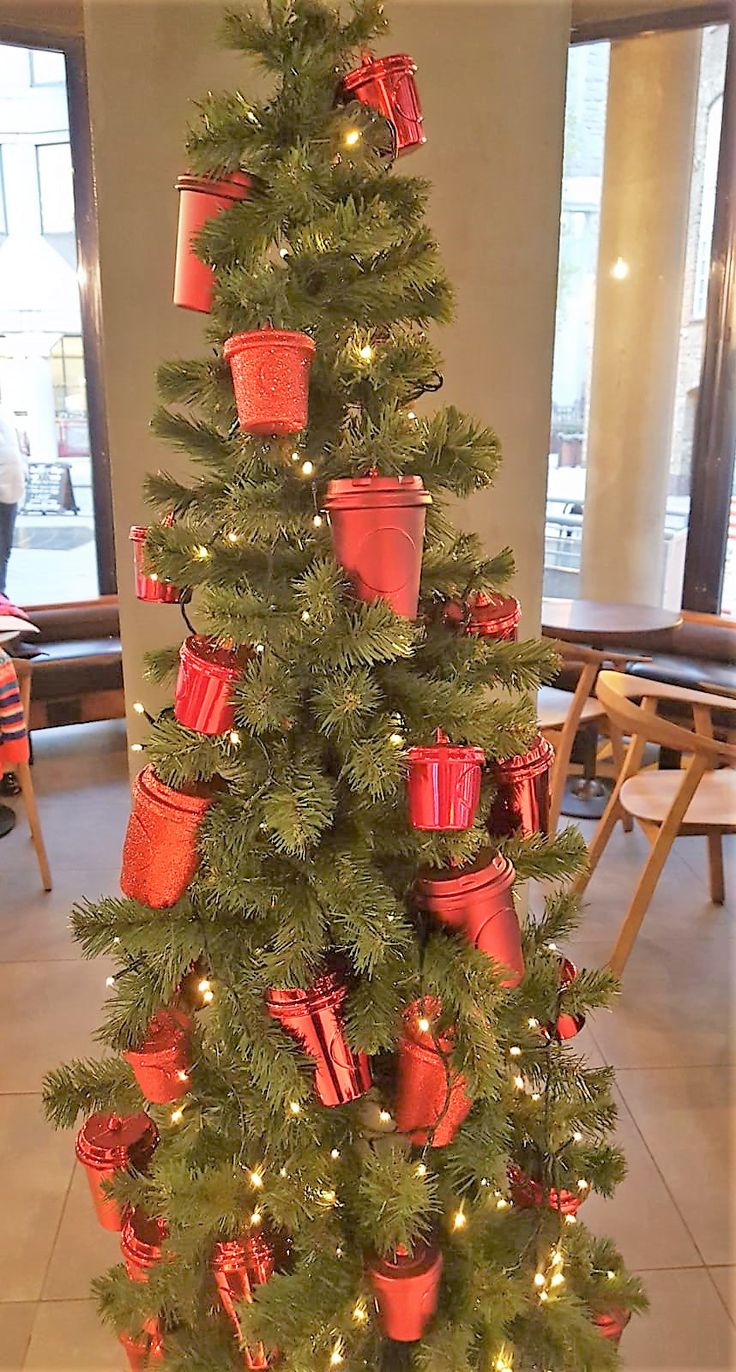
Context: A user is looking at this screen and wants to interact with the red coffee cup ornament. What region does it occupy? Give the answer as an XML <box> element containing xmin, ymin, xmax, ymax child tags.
<box><xmin>75</xmin><ymin>1112</ymin><xmax>158</xmax><ymax>1232</ymax></box>
<box><xmin>547</xmin><ymin>957</ymin><xmax>585</xmax><ymax>1043</ymax></box>
<box><xmin>406</xmin><ymin>729</ymin><xmax>485</xmax><ymax>831</ymax></box>
<box><xmin>174</xmin><ymin>635</ymin><xmax>249</xmax><ymax>736</ymax></box>
<box><xmin>120</xmin><ymin>765</ymin><xmax>215</xmax><ymax>909</ymax></box>
<box><xmin>243</xmin><ymin>1227</ymin><xmax>280</xmax><ymax>1286</ymax></box>
<box><xmin>367</xmin><ymin>1239</ymin><xmax>443</xmax><ymax>1342</ymax></box>
<box><xmin>174</xmin><ymin>171</ymin><xmax>253</xmax><ymax>313</ymax></box>
<box><xmin>212</xmin><ymin>1239</ymin><xmax>269</xmax><ymax>1371</ymax></box>
<box><xmin>414</xmin><ymin>851</ymin><xmax>524</xmax><ymax>988</ymax></box>
<box><xmin>266</xmin><ymin>963</ymin><xmax>372</xmax><ymax>1107</ymax></box>
<box><xmin>224</xmin><ymin>329</ymin><xmax>315</xmax><ymax>436</ymax></box>
<box><xmin>129</xmin><ymin>526</ymin><xmax>180</xmax><ymax>604</ymax></box>
<box><xmin>339</xmin><ymin>53</ymin><xmax>425</xmax><ymax>158</ymax></box>
<box><xmin>487</xmin><ymin>733</ymin><xmax>554</xmax><ymax>839</ymax></box>
<box><xmin>394</xmin><ymin>997</ymin><xmax>472</xmax><ymax>1147</ymax></box>
<box><xmin>465</xmin><ymin>591</ymin><xmax>521</xmax><ymax>643</ymax></box>
<box><xmin>323</xmin><ymin>472</ymin><xmax>431</xmax><ymax>620</ymax></box>
<box><xmin>123</xmin><ymin>1008</ymin><xmax>192</xmax><ymax>1105</ymax></box>
<box><xmin>118</xmin><ymin>1324</ymin><xmax>165</xmax><ymax>1371</ymax></box>
<box><xmin>593</xmin><ymin>1307</ymin><xmax>632</xmax><ymax>1346</ymax></box>
<box><xmin>507</xmin><ymin>1164</ymin><xmax>586</xmax><ymax>1217</ymax></box>
<box><xmin>121</xmin><ymin>1208</ymin><xmax>168</xmax><ymax>1283</ymax></box>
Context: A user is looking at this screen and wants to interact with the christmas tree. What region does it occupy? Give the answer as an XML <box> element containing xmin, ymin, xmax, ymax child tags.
<box><xmin>44</xmin><ymin>4</ymin><xmax>646</xmax><ymax>1370</ymax></box>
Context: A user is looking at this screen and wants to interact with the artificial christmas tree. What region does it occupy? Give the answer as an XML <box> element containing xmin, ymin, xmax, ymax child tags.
<box><xmin>43</xmin><ymin>3</ymin><xmax>645</xmax><ymax>1369</ymax></box>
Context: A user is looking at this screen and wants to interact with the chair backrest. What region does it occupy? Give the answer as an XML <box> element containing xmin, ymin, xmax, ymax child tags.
<box><xmin>596</xmin><ymin>671</ymin><xmax>736</xmax><ymax>765</ymax></box>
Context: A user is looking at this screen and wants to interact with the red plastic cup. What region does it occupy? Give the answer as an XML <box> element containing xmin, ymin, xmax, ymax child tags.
<box><xmin>323</xmin><ymin>473</ymin><xmax>431</xmax><ymax>620</ymax></box>
<box><xmin>120</xmin><ymin>765</ymin><xmax>215</xmax><ymax>908</ymax></box>
<box><xmin>123</xmin><ymin>1008</ymin><xmax>192</xmax><ymax>1105</ymax></box>
<box><xmin>465</xmin><ymin>591</ymin><xmax>521</xmax><ymax>642</ymax></box>
<box><xmin>223</xmin><ymin>328</ymin><xmax>315</xmax><ymax>436</ymax></box>
<box><xmin>174</xmin><ymin>635</ymin><xmax>248</xmax><ymax>736</ymax></box>
<box><xmin>118</xmin><ymin>1326</ymin><xmax>165</xmax><ymax>1371</ymax></box>
<box><xmin>593</xmin><ymin>1308</ymin><xmax>632</xmax><ymax>1346</ymax></box>
<box><xmin>174</xmin><ymin>171</ymin><xmax>253</xmax><ymax>313</ymax></box>
<box><xmin>340</xmin><ymin>53</ymin><xmax>425</xmax><ymax>157</ymax></box>
<box><xmin>120</xmin><ymin>1208</ymin><xmax>168</xmax><ymax>1282</ymax></box>
<box><xmin>549</xmin><ymin>956</ymin><xmax>585</xmax><ymax>1042</ymax></box>
<box><xmin>487</xmin><ymin>734</ymin><xmax>555</xmax><ymax>839</ymax></box>
<box><xmin>406</xmin><ymin>734</ymin><xmax>485</xmax><ymax>831</ymax></box>
<box><xmin>367</xmin><ymin>1240</ymin><xmax>443</xmax><ymax>1341</ymax></box>
<box><xmin>414</xmin><ymin>851</ymin><xmax>523</xmax><ymax>987</ymax></box>
<box><xmin>129</xmin><ymin>526</ymin><xmax>180</xmax><ymax>604</ymax></box>
<box><xmin>75</xmin><ymin>1112</ymin><xmax>158</xmax><ymax>1231</ymax></box>
<box><xmin>394</xmin><ymin>997</ymin><xmax>472</xmax><ymax>1147</ymax></box>
<box><xmin>266</xmin><ymin>965</ymin><xmax>372</xmax><ymax>1107</ymax></box>
<box><xmin>508</xmin><ymin>1164</ymin><xmax>586</xmax><ymax>1216</ymax></box>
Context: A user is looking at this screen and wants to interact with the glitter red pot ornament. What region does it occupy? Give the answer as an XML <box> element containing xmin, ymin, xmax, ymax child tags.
<box><xmin>75</xmin><ymin>1112</ymin><xmax>158</xmax><ymax>1231</ymax></box>
<box><xmin>406</xmin><ymin>730</ymin><xmax>485</xmax><ymax>831</ymax></box>
<box><xmin>465</xmin><ymin>591</ymin><xmax>521</xmax><ymax>643</ymax></box>
<box><xmin>394</xmin><ymin>997</ymin><xmax>472</xmax><ymax>1147</ymax></box>
<box><xmin>174</xmin><ymin>171</ymin><xmax>254</xmax><ymax>313</ymax></box>
<box><xmin>487</xmin><ymin>733</ymin><xmax>555</xmax><ymax>839</ymax></box>
<box><xmin>129</xmin><ymin>526</ymin><xmax>180</xmax><ymax>604</ymax></box>
<box><xmin>120</xmin><ymin>1208</ymin><xmax>168</xmax><ymax>1283</ymax></box>
<box><xmin>339</xmin><ymin>53</ymin><xmax>425</xmax><ymax>158</ymax></box>
<box><xmin>212</xmin><ymin>1240</ymin><xmax>269</xmax><ymax>1371</ymax></box>
<box><xmin>118</xmin><ymin>1324</ymin><xmax>165</xmax><ymax>1371</ymax></box>
<box><xmin>174</xmin><ymin>635</ymin><xmax>250</xmax><ymax>736</ymax></box>
<box><xmin>549</xmin><ymin>957</ymin><xmax>586</xmax><ymax>1042</ymax></box>
<box><xmin>123</xmin><ymin>1008</ymin><xmax>192</xmax><ymax>1105</ymax></box>
<box><xmin>120</xmin><ymin>765</ymin><xmax>216</xmax><ymax>909</ymax></box>
<box><xmin>266</xmin><ymin>964</ymin><xmax>372</xmax><ymax>1107</ymax></box>
<box><xmin>507</xmin><ymin>1164</ymin><xmax>586</xmax><ymax>1217</ymax></box>
<box><xmin>414</xmin><ymin>851</ymin><xmax>524</xmax><ymax>988</ymax></box>
<box><xmin>593</xmin><ymin>1307</ymin><xmax>632</xmax><ymax>1346</ymax></box>
<box><xmin>323</xmin><ymin>472</ymin><xmax>431</xmax><ymax>620</ymax></box>
<box><xmin>223</xmin><ymin>329</ymin><xmax>315</xmax><ymax>436</ymax></box>
<box><xmin>367</xmin><ymin>1239</ymin><xmax>443</xmax><ymax>1342</ymax></box>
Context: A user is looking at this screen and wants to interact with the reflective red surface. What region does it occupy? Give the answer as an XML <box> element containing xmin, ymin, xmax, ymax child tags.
<box><xmin>123</xmin><ymin>1008</ymin><xmax>192</xmax><ymax>1105</ymax></box>
<box><xmin>406</xmin><ymin>738</ymin><xmax>485</xmax><ymax>831</ymax></box>
<box><xmin>130</xmin><ymin>526</ymin><xmax>180</xmax><ymax>604</ymax></box>
<box><xmin>267</xmin><ymin>967</ymin><xmax>372</xmax><ymax>1107</ymax></box>
<box><xmin>75</xmin><ymin>1112</ymin><xmax>158</xmax><ymax>1232</ymax></box>
<box><xmin>367</xmin><ymin>1239</ymin><xmax>443</xmax><ymax>1342</ymax></box>
<box><xmin>593</xmin><ymin>1307</ymin><xmax>631</xmax><ymax>1346</ymax></box>
<box><xmin>174</xmin><ymin>636</ymin><xmax>246</xmax><ymax>736</ymax></box>
<box><xmin>415</xmin><ymin>851</ymin><xmax>524</xmax><ymax>987</ymax></box>
<box><xmin>395</xmin><ymin>998</ymin><xmax>472</xmax><ymax>1147</ymax></box>
<box><xmin>508</xmin><ymin>1164</ymin><xmax>585</xmax><ymax>1216</ymax></box>
<box><xmin>324</xmin><ymin>473</ymin><xmax>431</xmax><ymax>620</ymax></box>
<box><xmin>120</xmin><ymin>765</ymin><xmax>214</xmax><ymax>909</ymax></box>
<box><xmin>487</xmin><ymin>734</ymin><xmax>554</xmax><ymax>838</ymax></box>
<box><xmin>340</xmin><ymin>53</ymin><xmax>425</xmax><ymax>157</ymax></box>
<box><xmin>174</xmin><ymin>172</ymin><xmax>253</xmax><ymax>313</ymax></box>
<box><xmin>120</xmin><ymin>1209</ymin><xmax>168</xmax><ymax>1283</ymax></box>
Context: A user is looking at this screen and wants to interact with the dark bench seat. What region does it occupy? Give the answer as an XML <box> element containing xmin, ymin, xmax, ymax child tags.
<box><xmin>18</xmin><ymin>597</ymin><xmax>124</xmax><ymax>729</ymax></box>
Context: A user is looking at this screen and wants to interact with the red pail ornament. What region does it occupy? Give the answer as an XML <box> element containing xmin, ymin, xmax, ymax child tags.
<box><xmin>224</xmin><ymin>329</ymin><xmax>315</xmax><ymax>436</ymax></box>
<box><xmin>549</xmin><ymin>957</ymin><xmax>585</xmax><ymax>1042</ymax></box>
<box><xmin>75</xmin><ymin>1112</ymin><xmax>158</xmax><ymax>1232</ymax></box>
<box><xmin>174</xmin><ymin>171</ymin><xmax>253</xmax><ymax>313</ymax></box>
<box><xmin>244</xmin><ymin>1227</ymin><xmax>279</xmax><ymax>1286</ymax></box>
<box><xmin>593</xmin><ymin>1307</ymin><xmax>632</xmax><ymax>1346</ymax></box>
<box><xmin>123</xmin><ymin>1008</ymin><xmax>192</xmax><ymax>1105</ymax></box>
<box><xmin>487</xmin><ymin>734</ymin><xmax>554</xmax><ymax>839</ymax></box>
<box><xmin>121</xmin><ymin>1208</ymin><xmax>168</xmax><ymax>1283</ymax></box>
<box><xmin>406</xmin><ymin>729</ymin><xmax>485</xmax><ymax>831</ymax></box>
<box><xmin>367</xmin><ymin>1239</ymin><xmax>443</xmax><ymax>1342</ymax></box>
<box><xmin>129</xmin><ymin>526</ymin><xmax>180</xmax><ymax>604</ymax></box>
<box><xmin>120</xmin><ymin>765</ymin><xmax>215</xmax><ymax>909</ymax></box>
<box><xmin>414</xmin><ymin>851</ymin><xmax>523</xmax><ymax>988</ymax></box>
<box><xmin>174</xmin><ymin>635</ymin><xmax>248</xmax><ymax>736</ymax></box>
<box><xmin>212</xmin><ymin>1240</ymin><xmax>269</xmax><ymax>1370</ymax></box>
<box><xmin>508</xmin><ymin>1164</ymin><xmax>586</xmax><ymax>1217</ymax></box>
<box><xmin>266</xmin><ymin>964</ymin><xmax>372</xmax><ymax>1107</ymax></box>
<box><xmin>323</xmin><ymin>472</ymin><xmax>431</xmax><ymax>620</ymax></box>
<box><xmin>395</xmin><ymin>997</ymin><xmax>472</xmax><ymax>1147</ymax></box>
<box><xmin>339</xmin><ymin>53</ymin><xmax>425</xmax><ymax>157</ymax></box>
<box><xmin>465</xmin><ymin>591</ymin><xmax>521</xmax><ymax>643</ymax></box>
<box><xmin>118</xmin><ymin>1324</ymin><xmax>165</xmax><ymax>1371</ymax></box>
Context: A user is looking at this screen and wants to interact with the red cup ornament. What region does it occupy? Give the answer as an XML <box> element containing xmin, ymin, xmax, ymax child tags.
<box><xmin>212</xmin><ymin>1240</ymin><xmax>269</xmax><ymax>1371</ymax></box>
<box><xmin>487</xmin><ymin>733</ymin><xmax>555</xmax><ymax>839</ymax></box>
<box><xmin>266</xmin><ymin>964</ymin><xmax>372</xmax><ymax>1107</ymax></box>
<box><xmin>339</xmin><ymin>53</ymin><xmax>425</xmax><ymax>158</ymax></box>
<box><xmin>465</xmin><ymin>591</ymin><xmax>521</xmax><ymax>643</ymax></box>
<box><xmin>323</xmin><ymin>472</ymin><xmax>431</xmax><ymax>620</ymax></box>
<box><xmin>174</xmin><ymin>171</ymin><xmax>254</xmax><ymax>313</ymax></box>
<box><xmin>367</xmin><ymin>1239</ymin><xmax>443</xmax><ymax>1342</ymax></box>
<box><xmin>118</xmin><ymin>1324</ymin><xmax>165</xmax><ymax>1371</ymax></box>
<box><xmin>224</xmin><ymin>329</ymin><xmax>315</xmax><ymax>436</ymax></box>
<box><xmin>121</xmin><ymin>1208</ymin><xmax>168</xmax><ymax>1283</ymax></box>
<box><xmin>406</xmin><ymin>729</ymin><xmax>485</xmax><ymax>832</ymax></box>
<box><xmin>129</xmin><ymin>526</ymin><xmax>180</xmax><ymax>604</ymax></box>
<box><xmin>394</xmin><ymin>997</ymin><xmax>472</xmax><ymax>1147</ymax></box>
<box><xmin>174</xmin><ymin>635</ymin><xmax>249</xmax><ymax>736</ymax></box>
<box><xmin>548</xmin><ymin>957</ymin><xmax>585</xmax><ymax>1043</ymax></box>
<box><xmin>593</xmin><ymin>1307</ymin><xmax>632</xmax><ymax>1346</ymax></box>
<box><xmin>414</xmin><ymin>851</ymin><xmax>524</xmax><ymax>988</ymax></box>
<box><xmin>120</xmin><ymin>765</ymin><xmax>215</xmax><ymax>909</ymax></box>
<box><xmin>75</xmin><ymin>1112</ymin><xmax>158</xmax><ymax>1232</ymax></box>
<box><xmin>507</xmin><ymin>1164</ymin><xmax>586</xmax><ymax>1217</ymax></box>
<box><xmin>123</xmin><ymin>1008</ymin><xmax>192</xmax><ymax>1105</ymax></box>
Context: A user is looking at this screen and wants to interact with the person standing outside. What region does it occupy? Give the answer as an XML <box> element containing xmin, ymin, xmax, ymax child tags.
<box><xmin>0</xmin><ymin>409</ymin><xmax>26</xmax><ymax>597</ymax></box>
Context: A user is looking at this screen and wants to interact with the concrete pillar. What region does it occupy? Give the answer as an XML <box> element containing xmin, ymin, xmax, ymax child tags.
<box><xmin>580</xmin><ymin>29</ymin><xmax>700</xmax><ymax>606</ymax></box>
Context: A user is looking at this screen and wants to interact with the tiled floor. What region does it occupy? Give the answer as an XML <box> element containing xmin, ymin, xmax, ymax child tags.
<box><xmin>0</xmin><ymin>721</ymin><xmax>734</xmax><ymax>1370</ymax></box>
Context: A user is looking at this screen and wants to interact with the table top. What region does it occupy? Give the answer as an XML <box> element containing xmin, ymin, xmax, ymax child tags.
<box><xmin>542</xmin><ymin>598</ymin><xmax>682</xmax><ymax>645</ymax></box>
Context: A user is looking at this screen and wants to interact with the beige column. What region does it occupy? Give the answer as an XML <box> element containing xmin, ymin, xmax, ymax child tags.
<box><xmin>580</xmin><ymin>29</ymin><xmax>700</xmax><ymax>606</ymax></box>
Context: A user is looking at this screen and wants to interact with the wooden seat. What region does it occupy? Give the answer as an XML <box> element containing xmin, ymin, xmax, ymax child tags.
<box><xmin>9</xmin><ymin>659</ymin><xmax>52</xmax><ymax>892</ymax></box>
<box><xmin>537</xmin><ymin>686</ymin><xmax>604</xmax><ymax>730</ymax></box>
<box><xmin>621</xmin><ymin>768</ymin><xmax>736</xmax><ymax>829</ymax></box>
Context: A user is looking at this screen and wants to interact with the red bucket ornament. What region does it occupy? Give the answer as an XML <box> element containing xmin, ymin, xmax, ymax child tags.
<box><xmin>129</xmin><ymin>526</ymin><xmax>180</xmax><ymax>604</ymax></box>
<box><xmin>120</xmin><ymin>765</ymin><xmax>216</xmax><ymax>909</ymax></box>
<box><xmin>224</xmin><ymin>329</ymin><xmax>315</xmax><ymax>436</ymax></box>
<box><xmin>508</xmin><ymin>1164</ymin><xmax>587</xmax><ymax>1217</ymax></box>
<box><xmin>414</xmin><ymin>851</ymin><xmax>524</xmax><ymax>988</ymax></box>
<box><xmin>487</xmin><ymin>733</ymin><xmax>554</xmax><ymax>839</ymax></box>
<box><xmin>121</xmin><ymin>1208</ymin><xmax>168</xmax><ymax>1283</ymax></box>
<box><xmin>174</xmin><ymin>635</ymin><xmax>249</xmax><ymax>736</ymax></box>
<box><xmin>394</xmin><ymin>997</ymin><xmax>472</xmax><ymax>1147</ymax></box>
<box><xmin>174</xmin><ymin>171</ymin><xmax>254</xmax><ymax>313</ymax></box>
<box><xmin>339</xmin><ymin>53</ymin><xmax>425</xmax><ymax>158</ymax></box>
<box><xmin>212</xmin><ymin>1239</ymin><xmax>269</xmax><ymax>1370</ymax></box>
<box><xmin>466</xmin><ymin>591</ymin><xmax>521</xmax><ymax>642</ymax></box>
<box><xmin>75</xmin><ymin>1112</ymin><xmax>158</xmax><ymax>1232</ymax></box>
<box><xmin>123</xmin><ymin>1008</ymin><xmax>192</xmax><ymax>1105</ymax></box>
<box><xmin>407</xmin><ymin>729</ymin><xmax>485</xmax><ymax>831</ymax></box>
<box><xmin>323</xmin><ymin>472</ymin><xmax>431</xmax><ymax>620</ymax></box>
<box><xmin>266</xmin><ymin>964</ymin><xmax>372</xmax><ymax>1107</ymax></box>
<box><xmin>593</xmin><ymin>1307</ymin><xmax>632</xmax><ymax>1346</ymax></box>
<box><xmin>118</xmin><ymin>1324</ymin><xmax>165</xmax><ymax>1371</ymax></box>
<box><xmin>367</xmin><ymin>1239</ymin><xmax>443</xmax><ymax>1342</ymax></box>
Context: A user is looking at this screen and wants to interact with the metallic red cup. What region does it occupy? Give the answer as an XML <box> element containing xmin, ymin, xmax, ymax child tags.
<box><xmin>367</xmin><ymin>1239</ymin><xmax>443</xmax><ymax>1341</ymax></box>
<box><xmin>593</xmin><ymin>1307</ymin><xmax>632</xmax><ymax>1346</ymax></box>
<box><xmin>551</xmin><ymin>957</ymin><xmax>585</xmax><ymax>1042</ymax></box>
<box><xmin>339</xmin><ymin>53</ymin><xmax>425</xmax><ymax>157</ymax></box>
<box><xmin>123</xmin><ymin>1008</ymin><xmax>192</xmax><ymax>1105</ymax></box>
<box><xmin>121</xmin><ymin>1208</ymin><xmax>168</xmax><ymax>1283</ymax></box>
<box><xmin>406</xmin><ymin>732</ymin><xmax>485</xmax><ymax>831</ymax></box>
<box><xmin>414</xmin><ymin>851</ymin><xmax>524</xmax><ymax>988</ymax></box>
<box><xmin>174</xmin><ymin>171</ymin><xmax>253</xmax><ymax>313</ymax></box>
<box><xmin>395</xmin><ymin>997</ymin><xmax>472</xmax><ymax>1147</ymax></box>
<box><xmin>224</xmin><ymin>328</ymin><xmax>315</xmax><ymax>436</ymax></box>
<box><xmin>212</xmin><ymin>1240</ymin><xmax>269</xmax><ymax>1370</ymax></box>
<box><xmin>487</xmin><ymin>733</ymin><xmax>555</xmax><ymax>839</ymax></box>
<box><xmin>508</xmin><ymin>1164</ymin><xmax>585</xmax><ymax>1216</ymax></box>
<box><xmin>174</xmin><ymin>635</ymin><xmax>248</xmax><ymax>736</ymax></box>
<box><xmin>129</xmin><ymin>526</ymin><xmax>180</xmax><ymax>604</ymax></box>
<box><xmin>75</xmin><ymin>1112</ymin><xmax>158</xmax><ymax>1232</ymax></box>
<box><xmin>118</xmin><ymin>1325</ymin><xmax>165</xmax><ymax>1371</ymax></box>
<box><xmin>266</xmin><ymin>965</ymin><xmax>372</xmax><ymax>1107</ymax></box>
<box><xmin>120</xmin><ymin>765</ymin><xmax>215</xmax><ymax>908</ymax></box>
<box><xmin>465</xmin><ymin>591</ymin><xmax>521</xmax><ymax>642</ymax></box>
<box><xmin>323</xmin><ymin>473</ymin><xmax>431</xmax><ymax>620</ymax></box>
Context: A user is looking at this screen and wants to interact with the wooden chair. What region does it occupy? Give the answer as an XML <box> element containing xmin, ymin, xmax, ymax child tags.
<box><xmin>10</xmin><ymin>658</ymin><xmax>52</xmax><ymax>892</ymax></box>
<box><xmin>575</xmin><ymin>671</ymin><xmax>736</xmax><ymax>976</ymax></box>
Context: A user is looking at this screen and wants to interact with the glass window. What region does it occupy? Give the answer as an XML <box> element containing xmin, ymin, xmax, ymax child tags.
<box><xmin>36</xmin><ymin>143</ymin><xmax>75</xmax><ymax>234</ymax></box>
<box><xmin>692</xmin><ymin>95</ymin><xmax>723</xmax><ymax>320</ymax></box>
<box><xmin>0</xmin><ymin>149</ymin><xmax>6</xmax><ymax>235</ymax></box>
<box><xmin>29</xmin><ymin>48</ymin><xmax>66</xmax><ymax>86</ymax></box>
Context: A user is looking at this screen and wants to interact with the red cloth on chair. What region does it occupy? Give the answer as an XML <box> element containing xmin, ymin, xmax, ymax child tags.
<box><xmin>0</xmin><ymin>648</ymin><xmax>29</xmax><ymax>768</ymax></box>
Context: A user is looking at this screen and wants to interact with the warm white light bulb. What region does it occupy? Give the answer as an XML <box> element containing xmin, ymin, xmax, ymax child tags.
<box><xmin>250</xmin><ymin>1207</ymin><xmax>263</xmax><ymax>1225</ymax></box>
<box><xmin>564</xmin><ymin>1214</ymin><xmax>577</xmax><ymax>1226</ymax></box>
<box><xmin>227</xmin><ymin>530</ymin><xmax>239</xmax><ymax>543</ymax></box>
<box><xmin>229</xmin><ymin>730</ymin><xmax>241</xmax><ymax>745</ymax></box>
<box><xmin>130</xmin><ymin>743</ymin><xmax>144</xmax><ymax>753</ymax></box>
<box><xmin>279</xmin><ymin>246</ymin><xmax>289</xmax><ymax>258</ymax></box>
<box><xmin>550</xmin><ymin>1272</ymin><xmax>565</xmax><ymax>1289</ymax></box>
<box><xmin>577</xmin><ymin>1178</ymin><xmax>590</xmax><ymax>1191</ymax></box>
<box><xmin>415</xmin><ymin>1162</ymin><xmax>427</xmax><ymax>1178</ymax></box>
<box><xmin>573</xmin><ymin>1130</ymin><xmax>583</xmax><ymax>1142</ymax></box>
<box><xmin>496</xmin><ymin>1198</ymin><xmax>509</xmax><ymax>1210</ymax></box>
<box><xmin>359</xmin><ymin>343</ymin><xmax>374</xmax><ymax>361</ymax></box>
<box><xmin>132</xmin><ymin>701</ymin><xmax>145</xmax><ymax>715</ymax></box>
<box><xmin>388</xmin><ymin>732</ymin><xmax>404</xmax><ymax>747</ymax></box>
<box><xmin>533</xmin><ymin>1273</ymin><xmax>546</xmax><ymax>1288</ymax></box>
<box><xmin>330</xmin><ymin>1339</ymin><xmax>345</xmax><ymax>1366</ymax></box>
<box><xmin>176</xmin><ymin>1070</ymin><xmax>189</xmax><ymax>1083</ymax></box>
<box><xmin>344</xmin><ymin>128</ymin><xmax>361</xmax><ymax>147</ymax></box>
<box><xmin>289</xmin><ymin>1100</ymin><xmax>301</xmax><ymax>1115</ymax></box>
<box><xmin>528</xmin><ymin>1017</ymin><xmax>540</xmax><ymax>1029</ymax></box>
<box><xmin>513</xmin><ymin>1074</ymin><xmax>525</xmax><ymax>1091</ymax></box>
<box><xmin>250</xmin><ymin>1170</ymin><xmax>263</xmax><ymax>1189</ymax></box>
<box><xmin>171</xmin><ymin>1107</ymin><xmax>184</xmax><ymax>1124</ymax></box>
<box><xmin>418</xmin><ymin>1016</ymin><xmax>431</xmax><ymax>1033</ymax></box>
<box><xmin>330</xmin><ymin>1148</ymin><xmax>340</xmax><ymax>1160</ymax></box>
<box><xmin>312</xmin><ymin>514</ymin><xmax>323</xmax><ymax>527</ymax></box>
<box><xmin>321</xmin><ymin>1189</ymin><xmax>337</xmax><ymax>1204</ymax></box>
<box><xmin>301</xmin><ymin>610</ymin><xmax>311</xmax><ymax>623</ymax></box>
<box><xmin>202</xmin><ymin>988</ymin><xmax>214</xmax><ymax>1004</ymax></box>
<box><xmin>198</xmin><ymin>979</ymin><xmax>211</xmax><ymax>994</ymax></box>
<box><xmin>378</xmin><ymin>1109</ymin><xmax>392</xmax><ymax>1123</ymax></box>
<box><xmin>407</xmin><ymin>410</ymin><xmax>417</xmax><ymax>421</ymax></box>
<box><xmin>301</xmin><ymin>460</ymin><xmax>314</xmax><ymax>477</ymax></box>
<box><xmin>352</xmin><ymin>1301</ymin><xmax>368</xmax><ymax>1324</ymax></box>
<box><xmin>509</xmin><ymin>1045</ymin><xmax>521</xmax><ymax>1057</ymax></box>
<box><xmin>195</xmin><ymin>544</ymin><xmax>209</xmax><ymax>560</ymax></box>
<box><xmin>105</xmin><ymin>975</ymin><xmax>115</xmax><ymax>988</ymax></box>
<box><xmin>607</xmin><ymin>1270</ymin><xmax>616</xmax><ymax>1281</ymax></box>
<box><xmin>452</xmin><ymin>1208</ymin><xmax>466</xmax><ymax>1231</ymax></box>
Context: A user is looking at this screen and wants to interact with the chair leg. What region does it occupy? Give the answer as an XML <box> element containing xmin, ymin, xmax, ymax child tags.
<box><xmin>15</xmin><ymin>760</ymin><xmax>52</xmax><ymax>892</ymax></box>
<box><xmin>546</xmin><ymin>725</ymin><xmax>575</xmax><ymax>834</ymax></box>
<box><xmin>707</xmin><ymin>832</ymin><xmax>725</xmax><ymax>905</ymax></box>
<box><xmin>573</xmin><ymin>732</ymin><xmax>649</xmax><ymax>896</ymax></box>
<box><xmin>608</xmin><ymin>723</ymin><xmax>633</xmax><ymax>833</ymax></box>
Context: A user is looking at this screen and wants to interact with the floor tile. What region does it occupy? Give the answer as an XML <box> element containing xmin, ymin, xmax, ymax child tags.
<box><xmin>0</xmin><ymin>1304</ymin><xmax>36</xmax><ymax>1372</ymax></box>
<box><xmin>709</xmin><ymin>1267</ymin><xmax>736</xmax><ymax>1323</ymax></box>
<box><xmin>0</xmin><ymin>961</ymin><xmax>113</xmax><ymax>1094</ymax></box>
<box><xmin>23</xmin><ymin>1300</ymin><xmax>121</xmax><ymax>1371</ymax></box>
<box><xmin>621</xmin><ymin>1267</ymin><xmax>735</xmax><ymax>1371</ymax></box>
<box><xmin>42</xmin><ymin>1165</ymin><xmax>122</xmax><ymax>1301</ymax></box>
<box><xmin>0</xmin><ymin>865</ymin><xmax>122</xmax><ymax>964</ymax></box>
<box><xmin>0</xmin><ymin>1096</ymin><xmax>73</xmax><ymax>1301</ymax></box>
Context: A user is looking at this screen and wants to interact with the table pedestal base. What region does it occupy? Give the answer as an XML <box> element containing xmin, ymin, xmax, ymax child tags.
<box><xmin>0</xmin><ymin>803</ymin><xmax>17</xmax><ymax>839</ymax></box>
<box><xmin>560</xmin><ymin>776</ymin><xmax>613</xmax><ymax>821</ymax></box>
